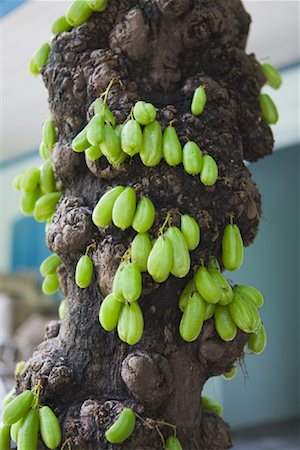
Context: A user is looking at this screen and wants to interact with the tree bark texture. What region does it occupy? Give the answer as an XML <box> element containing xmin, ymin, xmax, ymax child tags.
<box><xmin>17</xmin><ymin>1</ymin><xmax>273</xmax><ymax>449</ymax></box>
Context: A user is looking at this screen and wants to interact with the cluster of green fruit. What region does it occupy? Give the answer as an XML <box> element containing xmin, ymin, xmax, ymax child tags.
<box><xmin>0</xmin><ymin>385</ymin><xmax>61</xmax><ymax>450</ymax></box>
<box><xmin>39</xmin><ymin>253</ymin><xmax>62</xmax><ymax>296</ymax></box>
<box><xmin>259</xmin><ymin>63</ymin><xmax>282</xmax><ymax>125</ymax></box>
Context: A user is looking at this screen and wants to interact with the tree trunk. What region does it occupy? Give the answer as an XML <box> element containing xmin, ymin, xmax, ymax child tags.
<box><xmin>17</xmin><ymin>1</ymin><xmax>273</xmax><ymax>448</ymax></box>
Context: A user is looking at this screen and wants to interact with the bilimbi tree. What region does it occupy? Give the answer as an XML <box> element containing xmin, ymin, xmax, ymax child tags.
<box><xmin>1</xmin><ymin>1</ymin><xmax>281</xmax><ymax>449</ymax></box>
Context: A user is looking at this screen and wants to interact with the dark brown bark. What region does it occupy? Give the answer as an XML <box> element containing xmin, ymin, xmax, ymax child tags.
<box><xmin>17</xmin><ymin>1</ymin><xmax>273</xmax><ymax>449</ymax></box>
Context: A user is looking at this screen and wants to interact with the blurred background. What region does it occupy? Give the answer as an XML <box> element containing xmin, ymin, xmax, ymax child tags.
<box><xmin>0</xmin><ymin>0</ymin><xmax>299</xmax><ymax>448</ymax></box>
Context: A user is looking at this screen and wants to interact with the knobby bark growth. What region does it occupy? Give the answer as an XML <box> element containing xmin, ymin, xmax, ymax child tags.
<box><xmin>17</xmin><ymin>1</ymin><xmax>273</xmax><ymax>448</ymax></box>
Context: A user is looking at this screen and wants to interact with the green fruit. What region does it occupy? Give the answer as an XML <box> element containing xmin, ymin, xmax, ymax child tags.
<box><xmin>106</xmin><ymin>149</ymin><xmax>127</xmax><ymax>166</ymax></box>
<box><xmin>105</xmin><ymin>408</ymin><xmax>136</xmax><ymax>444</ymax></box>
<box><xmin>39</xmin><ymin>253</ymin><xmax>61</xmax><ymax>277</ymax></box>
<box><xmin>94</xmin><ymin>99</ymin><xmax>116</xmax><ymax>126</ymax></box>
<box><xmin>165</xmin><ymin>435</ymin><xmax>183</xmax><ymax>450</ymax></box>
<box><xmin>195</xmin><ymin>266</ymin><xmax>221</xmax><ymax>304</ymax></box>
<box><xmin>20</xmin><ymin>188</ymin><xmax>42</xmax><ymax>216</ymax></box>
<box><xmin>207</xmin><ymin>257</ymin><xmax>220</xmax><ymax>271</ymax></box>
<box><xmin>39</xmin><ymin>142</ymin><xmax>50</xmax><ymax>160</ymax></box>
<box><xmin>21</xmin><ymin>167</ymin><xmax>40</xmax><ymax>193</ymax></box>
<box><xmin>39</xmin><ymin>406</ymin><xmax>61</xmax><ymax>450</ymax></box>
<box><xmin>165</xmin><ymin>227</ymin><xmax>190</xmax><ymax>278</ymax></box>
<box><xmin>86</xmin><ymin>0</ymin><xmax>108</xmax><ymax>12</ymax></box>
<box><xmin>33</xmin><ymin>192</ymin><xmax>61</xmax><ymax>222</ymax></box>
<box><xmin>0</xmin><ymin>423</ymin><xmax>10</xmax><ymax>449</ymax></box>
<box><xmin>2</xmin><ymin>390</ymin><xmax>34</xmax><ymax>425</ymax></box>
<box><xmin>178</xmin><ymin>279</ymin><xmax>196</xmax><ymax>312</ymax></box>
<box><xmin>182</xmin><ymin>142</ymin><xmax>203</xmax><ymax>175</ymax></box>
<box><xmin>85</xmin><ymin>145</ymin><xmax>103</xmax><ymax>161</ymax></box>
<box><xmin>222</xmin><ymin>366</ymin><xmax>238</xmax><ymax>380</ymax></box>
<box><xmin>75</xmin><ymin>255</ymin><xmax>93</xmax><ymax>288</ymax></box>
<box><xmin>51</xmin><ymin>16</ymin><xmax>73</xmax><ymax>34</ymax></box>
<box><xmin>72</xmin><ymin>127</ymin><xmax>90</xmax><ymax>152</ymax></box>
<box><xmin>99</xmin><ymin>294</ymin><xmax>122</xmax><ymax>331</ymax></box>
<box><xmin>162</xmin><ymin>125</ymin><xmax>182</xmax><ymax>166</ymax></box>
<box><xmin>112</xmin><ymin>187</ymin><xmax>136</xmax><ymax>230</ymax></box>
<box><xmin>203</xmin><ymin>301</ymin><xmax>216</xmax><ymax>321</ymax></box>
<box><xmin>42</xmin><ymin>118</ymin><xmax>57</xmax><ymax>151</ymax></box>
<box><xmin>140</xmin><ymin>120</ymin><xmax>163</xmax><ymax>167</ymax></box>
<box><xmin>201</xmin><ymin>396</ymin><xmax>223</xmax><ymax>416</ymax></box>
<box><xmin>147</xmin><ymin>236</ymin><xmax>173</xmax><ymax>283</ymax></box>
<box><xmin>117</xmin><ymin>302</ymin><xmax>144</xmax><ymax>345</ymax></box>
<box><xmin>114</xmin><ymin>124</ymin><xmax>123</xmax><ymax>138</ymax></box>
<box><xmin>233</xmin><ymin>285</ymin><xmax>264</xmax><ymax>308</ymax></box>
<box><xmin>191</xmin><ymin>86</ymin><xmax>207</xmax><ymax>115</ymax></box>
<box><xmin>180</xmin><ymin>214</ymin><xmax>200</xmax><ymax>250</ymax></box>
<box><xmin>17</xmin><ymin>408</ymin><xmax>39</xmax><ymax>450</ymax></box>
<box><xmin>222</xmin><ymin>224</ymin><xmax>244</xmax><ymax>271</ymax></box>
<box><xmin>248</xmin><ymin>323</ymin><xmax>267</xmax><ymax>354</ymax></box>
<box><xmin>87</xmin><ymin>114</ymin><xmax>105</xmax><ymax>146</ymax></box>
<box><xmin>28</xmin><ymin>58</ymin><xmax>39</xmax><ymax>76</ymax></box>
<box><xmin>229</xmin><ymin>293</ymin><xmax>261</xmax><ymax>333</ymax></box>
<box><xmin>100</xmin><ymin>123</ymin><xmax>126</xmax><ymax>163</ymax></box>
<box><xmin>259</xmin><ymin>93</ymin><xmax>279</xmax><ymax>125</ymax></box>
<box><xmin>28</xmin><ymin>42</ymin><xmax>51</xmax><ymax>75</ymax></box>
<box><xmin>92</xmin><ymin>186</ymin><xmax>125</xmax><ymax>227</ymax></box>
<box><xmin>214</xmin><ymin>305</ymin><xmax>237</xmax><ymax>341</ymax></box>
<box><xmin>58</xmin><ymin>299</ymin><xmax>66</xmax><ymax>320</ymax></box>
<box><xmin>15</xmin><ymin>361</ymin><xmax>26</xmax><ymax>376</ymax></box>
<box><xmin>261</xmin><ymin>63</ymin><xmax>282</xmax><ymax>89</ymax></box>
<box><xmin>2</xmin><ymin>388</ymin><xmax>16</xmax><ymax>408</ymax></box>
<box><xmin>133</xmin><ymin>101</ymin><xmax>156</xmax><ymax>125</ymax></box>
<box><xmin>121</xmin><ymin>263</ymin><xmax>142</xmax><ymax>303</ymax></box>
<box><xmin>131</xmin><ymin>233</ymin><xmax>152</xmax><ymax>272</ymax></box>
<box><xmin>208</xmin><ymin>269</ymin><xmax>233</xmax><ymax>306</ymax></box>
<box><xmin>40</xmin><ymin>160</ymin><xmax>56</xmax><ymax>194</ymax></box>
<box><xmin>121</xmin><ymin>120</ymin><xmax>143</xmax><ymax>156</ymax></box>
<box><xmin>66</xmin><ymin>0</ymin><xmax>93</xmax><ymax>26</ymax></box>
<box><xmin>12</xmin><ymin>172</ymin><xmax>24</xmax><ymax>191</ymax></box>
<box><xmin>200</xmin><ymin>155</ymin><xmax>218</xmax><ymax>186</ymax></box>
<box><xmin>42</xmin><ymin>273</ymin><xmax>60</xmax><ymax>295</ymax></box>
<box><xmin>11</xmin><ymin>419</ymin><xmax>21</xmax><ymax>443</ymax></box>
<box><xmin>179</xmin><ymin>292</ymin><xmax>205</xmax><ymax>342</ymax></box>
<box><xmin>132</xmin><ymin>196</ymin><xmax>155</xmax><ymax>233</ymax></box>
<box><xmin>113</xmin><ymin>261</ymin><xmax>127</xmax><ymax>301</ymax></box>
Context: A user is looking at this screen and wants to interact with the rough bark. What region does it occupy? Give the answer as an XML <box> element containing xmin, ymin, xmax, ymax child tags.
<box><xmin>17</xmin><ymin>1</ymin><xmax>273</xmax><ymax>449</ymax></box>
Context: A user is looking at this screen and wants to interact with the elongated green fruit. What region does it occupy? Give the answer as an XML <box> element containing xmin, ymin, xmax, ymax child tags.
<box><xmin>122</xmin><ymin>263</ymin><xmax>142</xmax><ymax>302</ymax></box>
<box><xmin>131</xmin><ymin>233</ymin><xmax>152</xmax><ymax>272</ymax></box>
<box><xmin>86</xmin><ymin>0</ymin><xmax>108</xmax><ymax>12</ymax></box>
<box><xmin>165</xmin><ymin>435</ymin><xmax>183</xmax><ymax>450</ymax></box>
<box><xmin>20</xmin><ymin>188</ymin><xmax>42</xmax><ymax>216</ymax></box>
<box><xmin>42</xmin><ymin>118</ymin><xmax>57</xmax><ymax>151</ymax></box>
<box><xmin>85</xmin><ymin>145</ymin><xmax>102</xmax><ymax>161</ymax></box>
<box><xmin>147</xmin><ymin>236</ymin><xmax>173</xmax><ymax>283</ymax></box>
<box><xmin>117</xmin><ymin>302</ymin><xmax>144</xmax><ymax>345</ymax></box>
<box><xmin>178</xmin><ymin>279</ymin><xmax>196</xmax><ymax>312</ymax></box>
<box><xmin>215</xmin><ymin>305</ymin><xmax>237</xmax><ymax>341</ymax></box>
<box><xmin>200</xmin><ymin>155</ymin><xmax>218</xmax><ymax>186</ymax></box>
<box><xmin>208</xmin><ymin>257</ymin><xmax>221</xmax><ymax>271</ymax></box>
<box><xmin>11</xmin><ymin>419</ymin><xmax>21</xmax><ymax>443</ymax></box>
<box><xmin>179</xmin><ymin>292</ymin><xmax>205</xmax><ymax>342</ymax></box>
<box><xmin>99</xmin><ymin>294</ymin><xmax>122</xmax><ymax>331</ymax></box>
<box><xmin>33</xmin><ymin>192</ymin><xmax>61</xmax><ymax>222</ymax></box>
<box><xmin>28</xmin><ymin>42</ymin><xmax>51</xmax><ymax>75</ymax></box>
<box><xmin>222</xmin><ymin>366</ymin><xmax>238</xmax><ymax>380</ymax></box>
<box><xmin>140</xmin><ymin>120</ymin><xmax>163</xmax><ymax>167</ymax></box>
<box><xmin>106</xmin><ymin>149</ymin><xmax>127</xmax><ymax>166</ymax></box>
<box><xmin>201</xmin><ymin>396</ymin><xmax>223</xmax><ymax>416</ymax></box>
<box><xmin>2</xmin><ymin>390</ymin><xmax>34</xmax><ymax>425</ymax></box>
<box><xmin>162</xmin><ymin>125</ymin><xmax>182</xmax><ymax>166</ymax></box>
<box><xmin>75</xmin><ymin>255</ymin><xmax>93</xmax><ymax>288</ymax></box>
<box><xmin>261</xmin><ymin>63</ymin><xmax>282</xmax><ymax>89</ymax></box>
<box><xmin>87</xmin><ymin>114</ymin><xmax>105</xmax><ymax>146</ymax></box>
<box><xmin>58</xmin><ymin>299</ymin><xmax>66</xmax><ymax>320</ymax></box>
<box><xmin>18</xmin><ymin>408</ymin><xmax>39</xmax><ymax>450</ymax></box>
<box><xmin>92</xmin><ymin>186</ymin><xmax>124</xmax><ymax>227</ymax></box>
<box><xmin>121</xmin><ymin>119</ymin><xmax>143</xmax><ymax>156</ymax></box>
<box><xmin>39</xmin><ymin>253</ymin><xmax>61</xmax><ymax>277</ymax></box>
<box><xmin>233</xmin><ymin>285</ymin><xmax>264</xmax><ymax>308</ymax></box>
<box><xmin>100</xmin><ymin>123</ymin><xmax>125</xmax><ymax>162</ymax></box>
<box><xmin>180</xmin><ymin>214</ymin><xmax>200</xmax><ymax>250</ymax></box>
<box><xmin>28</xmin><ymin>58</ymin><xmax>39</xmax><ymax>76</ymax></box>
<box><xmin>248</xmin><ymin>323</ymin><xmax>267</xmax><ymax>354</ymax></box>
<box><xmin>222</xmin><ymin>224</ymin><xmax>244</xmax><ymax>271</ymax></box>
<box><xmin>39</xmin><ymin>406</ymin><xmax>61</xmax><ymax>450</ymax></box>
<box><xmin>132</xmin><ymin>196</ymin><xmax>155</xmax><ymax>233</ymax></box>
<box><xmin>39</xmin><ymin>141</ymin><xmax>50</xmax><ymax>160</ymax></box>
<box><xmin>203</xmin><ymin>301</ymin><xmax>216</xmax><ymax>320</ymax></box>
<box><xmin>165</xmin><ymin>227</ymin><xmax>190</xmax><ymax>278</ymax></box>
<box><xmin>21</xmin><ymin>168</ymin><xmax>40</xmax><ymax>193</ymax></box>
<box><xmin>40</xmin><ymin>160</ymin><xmax>56</xmax><ymax>194</ymax></box>
<box><xmin>191</xmin><ymin>86</ymin><xmax>207</xmax><ymax>115</ymax></box>
<box><xmin>51</xmin><ymin>16</ymin><xmax>73</xmax><ymax>34</ymax></box>
<box><xmin>15</xmin><ymin>361</ymin><xmax>26</xmax><ymax>376</ymax></box>
<box><xmin>112</xmin><ymin>187</ymin><xmax>136</xmax><ymax>230</ymax></box>
<box><xmin>133</xmin><ymin>101</ymin><xmax>156</xmax><ymax>125</ymax></box>
<box><xmin>113</xmin><ymin>261</ymin><xmax>127</xmax><ymax>301</ymax></box>
<box><xmin>229</xmin><ymin>293</ymin><xmax>261</xmax><ymax>333</ymax></box>
<box><xmin>12</xmin><ymin>172</ymin><xmax>24</xmax><ymax>191</ymax></box>
<box><xmin>66</xmin><ymin>0</ymin><xmax>93</xmax><ymax>26</ymax></box>
<box><xmin>94</xmin><ymin>99</ymin><xmax>116</xmax><ymax>126</ymax></box>
<box><xmin>259</xmin><ymin>93</ymin><xmax>279</xmax><ymax>124</ymax></box>
<box><xmin>72</xmin><ymin>127</ymin><xmax>90</xmax><ymax>152</ymax></box>
<box><xmin>42</xmin><ymin>273</ymin><xmax>60</xmax><ymax>295</ymax></box>
<box><xmin>0</xmin><ymin>423</ymin><xmax>10</xmax><ymax>449</ymax></box>
<box><xmin>105</xmin><ymin>408</ymin><xmax>136</xmax><ymax>444</ymax></box>
<box><xmin>195</xmin><ymin>266</ymin><xmax>221</xmax><ymax>304</ymax></box>
<box><xmin>208</xmin><ymin>269</ymin><xmax>233</xmax><ymax>306</ymax></box>
<box><xmin>182</xmin><ymin>142</ymin><xmax>203</xmax><ymax>175</ymax></box>
<box><xmin>2</xmin><ymin>388</ymin><xmax>16</xmax><ymax>408</ymax></box>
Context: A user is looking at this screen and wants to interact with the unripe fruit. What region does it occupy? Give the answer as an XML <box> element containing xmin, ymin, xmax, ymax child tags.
<box><xmin>17</xmin><ymin>408</ymin><xmax>39</xmax><ymax>450</ymax></box>
<box><xmin>51</xmin><ymin>16</ymin><xmax>73</xmax><ymax>34</ymax></box>
<box><xmin>195</xmin><ymin>266</ymin><xmax>221</xmax><ymax>304</ymax></box>
<box><xmin>112</xmin><ymin>187</ymin><xmax>136</xmax><ymax>231</ymax></box>
<box><xmin>180</xmin><ymin>214</ymin><xmax>200</xmax><ymax>250</ymax></box>
<box><xmin>248</xmin><ymin>323</ymin><xmax>267</xmax><ymax>354</ymax></box>
<box><xmin>191</xmin><ymin>86</ymin><xmax>207</xmax><ymax>115</ymax></box>
<box><xmin>131</xmin><ymin>233</ymin><xmax>152</xmax><ymax>272</ymax></box>
<box><xmin>165</xmin><ymin>227</ymin><xmax>190</xmax><ymax>278</ymax></box>
<box><xmin>182</xmin><ymin>142</ymin><xmax>203</xmax><ymax>175</ymax></box>
<box><xmin>0</xmin><ymin>423</ymin><xmax>10</xmax><ymax>450</ymax></box>
<box><xmin>33</xmin><ymin>192</ymin><xmax>61</xmax><ymax>222</ymax></box>
<box><xmin>259</xmin><ymin>93</ymin><xmax>279</xmax><ymax>124</ymax></box>
<box><xmin>117</xmin><ymin>302</ymin><xmax>144</xmax><ymax>345</ymax></box>
<box><xmin>72</xmin><ymin>127</ymin><xmax>90</xmax><ymax>152</ymax></box>
<box><xmin>222</xmin><ymin>366</ymin><xmax>238</xmax><ymax>380</ymax></box>
<box><xmin>92</xmin><ymin>186</ymin><xmax>125</xmax><ymax>227</ymax></box>
<box><xmin>208</xmin><ymin>269</ymin><xmax>233</xmax><ymax>305</ymax></box>
<box><xmin>99</xmin><ymin>294</ymin><xmax>122</xmax><ymax>331</ymax></box>
<box><xmin>21</xmin><ymin>167</ymin><xmax>40</xmax><ymax>192</ymax></box>
<box><xmin>105</xmin><ymin>408</ymin><xmax>136</xmax><ymax>444</ymax></box>
<box><xmin>132</xmin><ymin>197</ymin><xmax>155</xmax><ymax>233</ymax></box>
<box><xmin>222</xmin><ymin>224</ymin><xmax>244</xmax><ymax>271</ymax></box>
<box><xmin>233</xmin><ymin>285</ymin><xmax>264</xmax><ymax>308</ymax></box>
<box><xmin>200</xmin><ymin>155</ymin><xmax>218</xmax><ymax>186</ymax></box>
<box><xmin>201</xmin><ymin>396</ymin><xmax>223</xmax><ymax>416</ymax></box>
<box><xmin>165</xmin><ymin>435</ymin><xmax>183</xmax><ymax>450</ymax></box>
<box><xmin>133</xmin><ymin>101</ymin><xmax>156</xmax><ymax>125</ymax></box>
<box><xmin>42</xmin><ymin>118</ymin><xmax>57</xmax><ymax>151</ymax></box>
<box><xmin>147</xmin><ymin>236</ymin><xmax>173</xmax><ymax>283</ymax></box>
<box><xmin>162</xmin><ymin>125</ymin><xmax>182</xmax><ymax>166</ymax></box>
<box><xmin>121</xmin><ymin>119</ymin><xmax>143</xmax><ymax>156</ymax></box>
<box><xmin>179</xmin><ymin>292</ymin><xmax>205</xmax><ymax>342</ymax></box>
<box><xmin>40</xmin><ymin>159</ymin><xmax>56</xmax><ymax>194</ymax></box>
<box><xmin>39</xmin><ymin>253</ymin><xmax>61</xmax><ymax>277</ymax></box>
<box><xmin>86</xmin><ymin>0</ymin><xmax>108</xmax><ymax>12</ymax></box>
<box><xmin>42</xmin><ymin>273</ymin><xmax>60</xmax><ymax>295</ymax></box>
<box><xmin>75</xmin><ymin>255</ymin><xmax>93</xmax><ymax>288</ymax></box>
<box><xmin>214</xmin><ymin>305</ymin><xmax>237</xmax><ymax>341</ymax></box>
<box><xmin>121</xmin><ymin>263</ymin><xmax>142</xmax><ymax>303</ymax></box>
<box><xmin>66</xmin><ymin>0</ymin><xmax>93</xmax><ymax>27</ymax></box>
<box><xmin>140</xmin><ymin>120</ymin><xmax>163</xmax><ymax>167</ymax></box>
<box><xmin>87</xmin><ymin>114</ymin><xmax>105</xmax><ymax>146</ymax></box>
<box><xmin>178</xmin><ymin>279</ymin><xmax>195</xmax><ymax>312</ymax></box>
<box><xmin>2</xmin><ymin>390</ymin><xmax>34</xmax><ymax>425</ymax></box>
<box><xmin>39</xmin><ymin>406</ymin><xmax>62</xmax><ymax>450</ymax></box>
<box><xmin>229</xmin><ymin>293</ymin><xmax>261</xmax><ymax>333</ymax></box>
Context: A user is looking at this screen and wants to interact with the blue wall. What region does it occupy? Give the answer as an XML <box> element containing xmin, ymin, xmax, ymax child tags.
<box><xmin>222</xmin><ymin>145</ymin><xmax>300</xmax><ymax>428</ymax></box>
